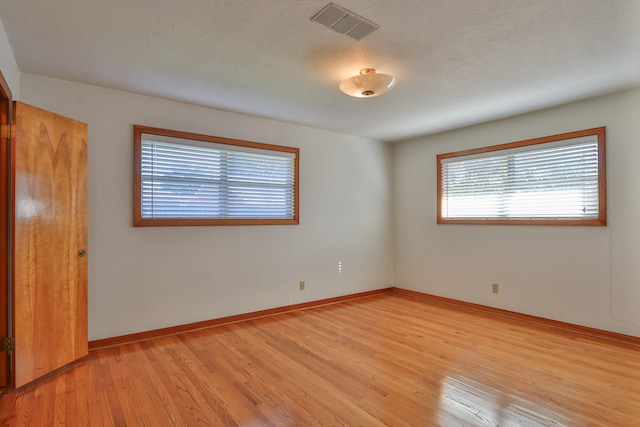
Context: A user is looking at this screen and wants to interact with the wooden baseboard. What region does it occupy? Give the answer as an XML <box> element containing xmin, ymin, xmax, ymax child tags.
<box><xmin>90</xmin><ymin>286</ymin><xmax>639</xmax><ymax>351</ymax></box>
<box><xmin>392</xmin><ymin>287</ymin><xmax>640</xmax><ymax>348</ymax></box>
<box><xmin>88</xmin><ymin>288</ymin><xmax>393</xmax><ymax>350</ymax></box>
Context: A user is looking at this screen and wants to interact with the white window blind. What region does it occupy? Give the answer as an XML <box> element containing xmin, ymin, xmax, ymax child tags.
<box><xmin>440</xmin><ymin>134</ymin><xmax>602</xmax><ymax>221</ymax></box>
<box><xmin>140</xmin><ymin>136</ymin><xmax>296</xmax><ymax>220</ymax></box>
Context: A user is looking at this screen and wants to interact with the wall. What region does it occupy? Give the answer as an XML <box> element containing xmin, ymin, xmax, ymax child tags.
<box><xmin>0</xmin><ymin>17</ymin><xmax>19</xmax><ymax>98</ymax></box>
<box><xmin>20</xmin><ymin>73</ymin><xmax>394</xmax><ymax>341</ymax></box>
<box><xmin>394</xmin><ymin>87</ymin><xmax>640</xmax><ymax>337</ymax></box>
<box><xmin>18</xmin><ymin>72</ymin><xmax>640</xmax><ymax>341</ymax></box>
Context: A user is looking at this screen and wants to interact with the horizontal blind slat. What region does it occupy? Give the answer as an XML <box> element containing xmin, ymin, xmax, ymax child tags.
<box><xmin>440</xmin><ymin>136</ymin><xmax>602</xmax><ymax>221</ymax></box>
<box><xmin>141</xmin><ymin>139</ymin><xmax>296</xmax><ymax>220</ymax></box>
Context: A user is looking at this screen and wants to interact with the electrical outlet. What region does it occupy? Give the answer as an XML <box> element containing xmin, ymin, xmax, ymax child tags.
<box><xmin>492</xmin><ymin>283</ymin><xmax>499</xmax><ymax>294</ymax></box>
<box><xmin>299</xmin><ymin>281</ymin><xmax>305</xmax><ymax>291</ymax></box>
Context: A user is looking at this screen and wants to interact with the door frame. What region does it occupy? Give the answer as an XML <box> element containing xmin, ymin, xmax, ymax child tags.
<box><xmin>0</xmin><ymin>68</ymin><xmax>12</xmax><ymax>391</ymax></box>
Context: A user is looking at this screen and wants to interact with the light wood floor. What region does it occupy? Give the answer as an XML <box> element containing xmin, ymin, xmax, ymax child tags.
<box><xmin>1</xmin><ymin>293</ymin><xmax>639</xmax><ymax>426</ymax></box>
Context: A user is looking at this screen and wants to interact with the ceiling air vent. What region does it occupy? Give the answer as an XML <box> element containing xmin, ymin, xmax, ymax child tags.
<box><xmin>311</xmin><ymin>3</ymin><xmax>379</xmax><ymax>41</ymax></box>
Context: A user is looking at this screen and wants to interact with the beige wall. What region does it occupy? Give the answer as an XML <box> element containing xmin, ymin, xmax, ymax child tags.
<box><xmin>394</xmin><ymin>87</ymin><xmax>640</xmax><ymax>337</ymax></box>
<box><xmin>19</xmin><ymin>73</ymin><xmax>640</xmax><ymax>339</ymax></box>
<box><xmin>0</xmin><ymin>17</ymin><xmax>19</xmax><ymax>98</ymax></box>
<box><xmin>20</xmin><ymin>73</ymin><xmax>394</xmax><ymax>341</ymax></box>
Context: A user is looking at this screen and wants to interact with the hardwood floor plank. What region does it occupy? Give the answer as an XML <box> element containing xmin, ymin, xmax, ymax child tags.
<box><xmin>1</xmin><ymin>293</ymin><xmax>639</xmax><ymax>426</ymax></box>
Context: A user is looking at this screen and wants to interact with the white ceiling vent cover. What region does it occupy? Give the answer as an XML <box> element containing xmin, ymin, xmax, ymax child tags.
<box><xmin>311</xmin><ymin>3</ymin><xmax>379</xmax><ymax>41</ymax></box>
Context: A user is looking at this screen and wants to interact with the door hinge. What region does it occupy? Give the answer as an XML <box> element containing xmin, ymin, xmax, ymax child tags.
<box><xmin>0</xmin><ymin>124</ymin><xmax>15</xmax><ymax>139</ymax></box>
<box><xmin>0</xmin><ymin>337</ymin><xmax>15</xmax><ymax>352</ymax></box>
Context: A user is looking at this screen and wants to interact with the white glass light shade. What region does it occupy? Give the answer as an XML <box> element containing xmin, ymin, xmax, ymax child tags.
<box><xmin>339</xmin><ymin>68</ymin><xmax>396</xmax><ymax>98</ymax></box>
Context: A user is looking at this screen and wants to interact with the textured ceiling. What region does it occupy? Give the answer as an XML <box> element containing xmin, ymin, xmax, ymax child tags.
<box><xmin>1</xmin><ymin>0</ymin><xmax>639</xmax><ymax>142</ymax></box>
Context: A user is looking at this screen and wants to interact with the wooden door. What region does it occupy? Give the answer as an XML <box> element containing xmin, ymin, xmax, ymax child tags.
<box><xmin>12</xmin><ymin>101</ymin><xmax>88</xmax><ymax>388</ymax></box>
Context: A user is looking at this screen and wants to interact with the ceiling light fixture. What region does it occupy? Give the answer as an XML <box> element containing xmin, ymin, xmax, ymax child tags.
<box><xmin>339</xmin><ymin>68</ymin><xmax>396</xmax><ymax>98</ymax></box>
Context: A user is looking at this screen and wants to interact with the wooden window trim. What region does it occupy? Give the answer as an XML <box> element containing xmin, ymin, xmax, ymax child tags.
<box><xmin>133</xmin><ymin>125</ymin><xmax>300</xmax><ymax>226</ymax></box>
<box><xmin>437</xmin><ymin>127</ymin><xmax>607</xmax><ymax>226</ymax></box>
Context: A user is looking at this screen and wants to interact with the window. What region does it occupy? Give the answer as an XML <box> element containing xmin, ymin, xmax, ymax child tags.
<box><xmin>134</xmin><ymin>125</ymin><xmax>299</xmax><ymax>226</ymax></box>
<box><xmin>437</xmin><ymin>127</ymin><xmax>606</xmax><ymax>225</ymax></box>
